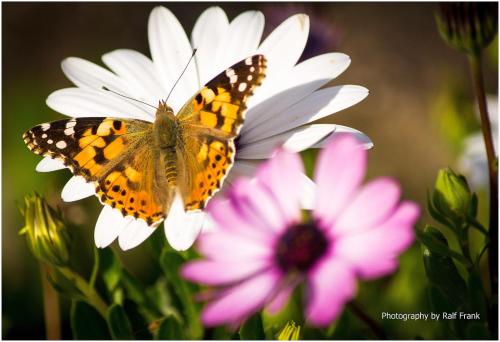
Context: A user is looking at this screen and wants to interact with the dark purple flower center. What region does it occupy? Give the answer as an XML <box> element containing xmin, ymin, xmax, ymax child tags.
<box><xmin>275</xmin><ymin>220</ymin><xmax>329</xmax><ymax>273</ymax></box>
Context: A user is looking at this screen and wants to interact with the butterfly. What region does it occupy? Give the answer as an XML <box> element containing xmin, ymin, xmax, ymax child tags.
<box><xmin>23</xmin><ymin>55</ymin><xmax>266</xmax><ymax>227</ymax></box>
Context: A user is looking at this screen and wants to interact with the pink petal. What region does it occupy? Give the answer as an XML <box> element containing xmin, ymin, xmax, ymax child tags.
<box><xmin>230</xmin><ymin>177</ymin><xmax>288</xmax><ymax>232</ymax></box>
<box><xmin>207</xmin><ymin>197</ymin><xmax>269</xmax><ymax>240</ymax></box>
<box><xmin>201</xmin><ymin>270</ymin><xmax>280</xmax><ymax>326</ymax></box>
<box><xmin>266</xmin><ymin>285</ymin><xmax>294</xmax><ymax>314</ymax></box>
<box><xmin>335</xmin><ymin>201</ymin><xmax>419</xmax><ymax>279</ymax></box>
<box><xmin>332</xmin><ymin>177</ymin><xmax>401</xmax><ymax>236</ymax></box>
<box><xmin>196</xmin><ymin>232</ymin><xmax>272</xmax><ymax>262</ymax></box>
<box><xmin>181</xmin><ymin>259</ymin><xmax>268</xmax><ymax>285</ymax></box>
<box><xmin>313</xmin><ymin>135</ymin><xmax>366</xmax><ymax>226</ymax></box>
<box><xmin>255</xmin><ymin>148</ymin><xmax>304</xmax><ymax>224</ymax></box>
<box><xmin>306</xmin><ymin>257</ymin><xmax>356</xmax><ymax>327</ymax></box>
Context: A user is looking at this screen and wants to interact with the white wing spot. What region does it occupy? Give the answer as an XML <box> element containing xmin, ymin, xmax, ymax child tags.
<box><xmin>64</xmin><ymin>127</ymin><xmax>75</xmax><ymax>135</ymax></box>
<box><xmin>56</xmin><ymin>140</ymin><xmax>67</xmax><ymax>149</ymax></box>
<box><xmin>238</xmin><ymin>83</ymin><xmax>247</xmax><ymax>92</ymax></box>
<box><xmin>229</xmin><ymin>75</ymin><xmax>238</xmax><ymax>84</ymax></box>
<box><xmin>41</xmin><ymin>123</ymin><xmax>51</xmax><ymax>131</ymax></box>
<box><xmin>225</xmin><ymin>68</ymin><xmax>235</xmax><ymax>77</ymax></box>
<box><xmin>247</xmin><ymin>75</ymin><xmax>253</xmax><ymax>81</ymax></box>
<box><xmin>245</xmin><ymin>57</ymin><xmax>252</xmax><ymax>65</ymax></box>
<box><xmin>42</xmin><ymin>133</ymin><xmax>48</xmax><ymax>138</ymax></box>
<box><xmin>47</xmin><ymin>139</ymin><xmax>54</xmax><ymax>144</ymax></box>
<box><xmin>66</xmin><ymin>119</ymin><xmax>77</xmax><ymax>128</ymax></box>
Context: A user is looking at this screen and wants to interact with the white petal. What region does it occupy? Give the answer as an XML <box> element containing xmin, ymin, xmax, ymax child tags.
<box><xmin>148</xmin><ymin>6</ymin><xmax>197</xmax><ymax>111</ymax></box>
<box><xmin>36</xmin><ymin>157</ymin><xmax>66</xmax><ymax>172</ymax></box>
<box><xmin>214</xmin><ymin>11</ymin><xmax>264</xmax><ymax>72</ymax></box>
<box><xmin>242</xmin><ymin>85</ymin><xmax>368</xmax><ymax>143</ymax></box>
<box><xmin>300</xmin><ymin>174</ymin><xmax>316</xmax><ymax>210</ymax></box>
<box><xmin>312</xmin><ymin>125</ymin><xmax>373</xmax><ymax>149</ymax></box>
<box><xmin>191</xmin><ymin>6</ymin><xmax>230</xmax><ymax>86</ymax></box>
<box><xmin>94</xmin><ymin>206</ymin><xmax>127</xmax><ymax>248</ymax></box>
<box><xmin>164</xmin><ymin>195</ymin><xmax>204</xmax><ymax>251</ymax></box>
<box><xmin>102</xmin><ymin>49</ymin><xmax>167</xmax><ymax>103</ymax></box>
<box><xmin>62</xmin><ymin>57</ymin><xmax>126</xmax><ymax>91</ymax></box>
<box><xmin>47</xmin><ymin>88</ymin><xmax>154</xmax><ymax>121</ymax></box>
<box><xmin>257</xmin><ymin>14</ymin><xmax>309</xmax><ymax>79</ymax></box>
<box><xmin>118</xmin><ymin>218</ymin><xmax>156</xmax><ymax>251</ymax></box>
<box><xmin>61</xmin><ymin>176</ymin><xmax>95</xmax><ymax>202</ymax></box>
<box><xmin>238</xmin><ymin>124</ymin><xmax>336</xmax><ymax>159</ymax></box>
<box><xmin>246</xmin><ymin>53</ymin><xmax>351</xmax><ymax>129</ymax></box>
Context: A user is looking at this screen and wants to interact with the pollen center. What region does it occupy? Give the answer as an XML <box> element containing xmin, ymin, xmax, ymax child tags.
<box><xmin>275</xmin><ymin>220</ymin><xmax>329</xmax><ymax>273</ymax></box>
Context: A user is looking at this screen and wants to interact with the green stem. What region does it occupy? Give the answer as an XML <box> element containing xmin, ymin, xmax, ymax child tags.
<box><xmin>58</xmin><ymin>267</ymin><xmax>108</xmax><ymax>318</ymax></box>
<box><xmin>468</xmin><ymin>52</ymin><xmax>498</xmax><ymax>338</ymax></box>
<box><xmin>469</xmin><ymin>218</ymin><xmax>490</xmax><ymax>238</ymax></box>
<box><xmin>348</xmin><ymin>302</ymin><xmax>387</xmax><ymax>339</ymax></box>
<box><xmin>41</xmin><ymin>264</ymin><xmax>61</xmax><ymax>339</ymax></box>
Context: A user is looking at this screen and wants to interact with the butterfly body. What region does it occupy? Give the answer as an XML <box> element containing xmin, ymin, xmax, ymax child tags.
<box><xmin>23</xmin><ymin>55</ymin><xmax>267</xmax><ymax>227</ymax></box>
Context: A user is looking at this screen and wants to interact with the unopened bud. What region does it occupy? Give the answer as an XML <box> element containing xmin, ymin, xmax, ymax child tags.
<box><xmin>20</xmin><ymin>193</ymin><xmax>70</xmax><ymax>266</ymax></box>
<box><xmin>432</xmin><ymin>168</ymin><xmax>472</xmax><ymax>224</ymax></box>
<box><xmin>436</xmin><ymin>3</ymin><xmax>498</xmax><ymax>55</ymax></box>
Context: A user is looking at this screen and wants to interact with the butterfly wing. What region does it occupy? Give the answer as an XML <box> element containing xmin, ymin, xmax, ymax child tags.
<box><xmin>23</xmin><ymin>117</ymin><xmax>173</xmax><ymax>226</ymax></box>
<box><xmin>175</xmin><ymin>55</ymin><xmax>267</xmax><ymax>210</ymax></box>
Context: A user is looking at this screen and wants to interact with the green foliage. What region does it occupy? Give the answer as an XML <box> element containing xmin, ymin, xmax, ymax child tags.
<box><xmin>419</xmin><ymin>169</ymin><xmax>492</xmax><ymax>338</ymax></box>
<box><xmin>159</xmin><ymin>249</ymin><xmax>203</xmax><ymax>339</ymax></box>
<box><xmin>240</xmin><ymin>313</ymin><xmax>265</xmax><ymax>340</ymax></box>
<box><xmin>71</xmin><ymin>301</ymin><xmax>110</xmax><ymax>339</ymax></box>
<box><xmin>107</xmin><ymin>304</ymin><xmax>134</xmax><ymax>340</ymax></box>
<box><xmin>157</xmin><ymin>316</ymin><xmax>184</xmax><ymax>340</ymax></box>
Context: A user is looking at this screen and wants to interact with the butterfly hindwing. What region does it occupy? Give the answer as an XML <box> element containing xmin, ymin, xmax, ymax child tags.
<box><xmin>176</xmin><ymin>55</ymin><xmax>267</xmax><ymax>210</ymax></box>
<box><xmin>95</xmin><ymin>137</ymin><xmax>175</xmax><ymax>226</ymax></box>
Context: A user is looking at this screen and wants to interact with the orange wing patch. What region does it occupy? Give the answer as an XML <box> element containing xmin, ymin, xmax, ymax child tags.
<box><xmin>95</xmin><ymin>168</ymin><xmax>165</xmax><ymax>226</ymax></box>
<box><xmin>183</xmin><ymin>138</ymin><xmax>235</xmax><ymax>211</ymax></box>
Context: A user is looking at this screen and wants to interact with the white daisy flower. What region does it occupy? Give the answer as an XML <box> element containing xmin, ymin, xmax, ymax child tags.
<box><xmin>458</xmin><ymin>95</ymin><xmax>498</xmax><ymax>189</ymax></box>
<box><xmin>36</xmin><ymin>6</ymin><xmax>371</xmax><ymax>251</ymax></box>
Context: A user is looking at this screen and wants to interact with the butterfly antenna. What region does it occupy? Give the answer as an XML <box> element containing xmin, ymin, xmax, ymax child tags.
<box><xmin>165</xmin><ymin>48</ymin><xmax>198</xmax><ymax>103</ymax></box>
<box><xmin>101</xmin><ymin>86</ymin><xmax>157</xmax><ymax>110</ymax></box>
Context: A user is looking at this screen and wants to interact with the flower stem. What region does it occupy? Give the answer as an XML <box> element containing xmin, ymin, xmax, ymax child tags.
<box><xmin>41</xmin><ymin>264</ymin><xmax>61</xmax><ymax>339</ymax></box>
<box><xmin>468</xmin><ymin>52</ymin><xmax>498</xmax><ymax>338</ymax></box>
<box><xmin>348</xmin><ymin>302</ymin><xmax>387</xmax><ymax>339</ymax></box>
<box><xmin>58</xmin><ymin>266</ymin><xmax>108</xmax><ymax>318</ymax></box>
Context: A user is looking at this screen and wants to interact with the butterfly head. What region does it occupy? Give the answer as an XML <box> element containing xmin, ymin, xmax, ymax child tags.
<box><xmin>157</xmin><ymin>100</ymin><xmax>174</xmax><ymax>116</ymax></box>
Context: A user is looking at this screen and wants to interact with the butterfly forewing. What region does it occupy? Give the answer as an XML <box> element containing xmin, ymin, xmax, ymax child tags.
<box><xmin>176</xmin><ymin>55</ymin><xmax>267</xmax><ymax>210</ymax></box>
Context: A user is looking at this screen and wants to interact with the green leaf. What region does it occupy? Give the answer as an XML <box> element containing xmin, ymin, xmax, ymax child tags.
<box><xmin>157</xmin><ymin>316</ymin><xmax>184</xmax><ymax>339</ymax></box>
<box><xmin>416</xmin><ymin>225</ymin><xmax>471</xmax><ymax>266</ymax></box>
<box><xmin>122</xmin><ymin>299</ymin><xmax>153</xmax><ymax>340</ymax></box>
<box><xmin>239</xmin><ymin>313</ymin><xmax>265</xmax><ymax>340</ymax></box>
<box><xmin>160</xmin><ymin>249</ymin><xmax>203</xmax><ymax>339</ymax></box>
<box><xmin>466</xmin><ymin>271</ymin><xmax>488</xmax><ymax>318</ymax></box>
<box><xmin>121</xmin><ymin>269</ymin><xmax>160</xmax><ymax>321</ymax></box>
<box><xmin>71</xmin><ymin>300</ymin><xmax>110</xmax><ymax>339</ymax></box>
<box><xmin>426</xmin><ymin>285</ymin><xmax>455</xmax><ymax>314</ymax></box>
<box><xmin>421</xmin><ymin>227</ymin><xmax>467</xmax><ymax>307</ymax></box>
<box><xmin>426</xmin><ymin>191</ymin><xmax>456</xmax><ymax>230</ymax></box>
<box><xmin>107</xmin><ymin>304</ymin><xmax>135</xmax><ymax>339</ymax></box>
<box><xmin>468</xmin><ymin>192</ymin><xmax>479</xmax><ymax>219</ymax></box>
<box><xmin>99</xmin><ymin>248</ymin><xmax>122</xmax><ymax>293</ymax></box>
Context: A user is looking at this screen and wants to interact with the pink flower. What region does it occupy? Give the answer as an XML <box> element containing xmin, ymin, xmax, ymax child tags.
<box><xmin>181</xmin><ymin>135</ymin><xmax>420</xmax><ymax>327</ymax></box>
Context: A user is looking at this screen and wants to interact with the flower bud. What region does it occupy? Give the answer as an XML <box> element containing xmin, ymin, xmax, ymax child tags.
<box><xmin>20</xmin><ymin>193</ymin><xmax>70</xmax><ymax>266</ymax></box>
<box><xmin>432</xmin><ymin>168</ymin><xmax>472</xmax><ymax>224</ymax></box>
<box><xmin>436</xmin><ymin>2</ymin><xmax>498</xmax><ymax>56</ymax></box>
<box><xmin>277</xmin><ymin>321</ymin><xmax>301</xmax><ymax>340</ymax></box>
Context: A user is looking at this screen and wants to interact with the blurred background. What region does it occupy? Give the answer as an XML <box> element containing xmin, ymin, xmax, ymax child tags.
<box><xmin>2</xmin><ymin>2</ymin><xmax>498</xmax><ymax>339</ymax></box>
